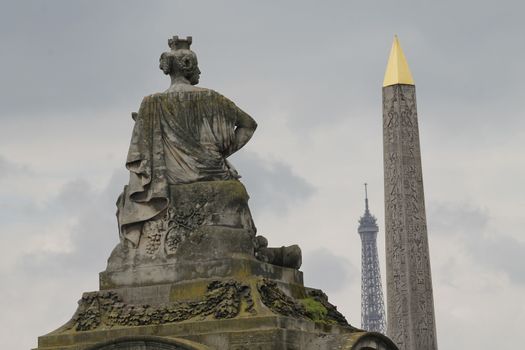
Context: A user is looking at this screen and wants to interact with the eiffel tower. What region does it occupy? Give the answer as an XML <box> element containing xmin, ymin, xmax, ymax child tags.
<box><xmin>358</xmin><ymin>183</ymin><xmax>387</xmax><ymax>333</ymax></box>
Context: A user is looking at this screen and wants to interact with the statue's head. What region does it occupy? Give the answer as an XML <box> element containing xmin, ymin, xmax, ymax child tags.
<box><xmin>159</xmin><ymin>36</ymin><xmax>200</xmax><ymax>85</ymax></box>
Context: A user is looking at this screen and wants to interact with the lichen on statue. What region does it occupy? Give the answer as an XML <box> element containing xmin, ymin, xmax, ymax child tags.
<box><xmin>116</xmin><ymin>36</ymin><xmax>257</xmax><ymax>250</ymax></box>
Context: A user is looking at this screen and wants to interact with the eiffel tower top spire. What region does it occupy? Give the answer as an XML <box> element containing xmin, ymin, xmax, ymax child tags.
<box><xmin>359</xmin><ymin>183</ymin><xmax>378</xmax><ymax>231</ymax></box>
<box><xmin>365</xmin><ymin>182</ymin><xmax>369</xmax><ymax>213</ymax></box>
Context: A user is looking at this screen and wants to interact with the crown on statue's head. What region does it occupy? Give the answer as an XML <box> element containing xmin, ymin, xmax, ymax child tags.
<box><xmin>168</xmin><ymin>36</ymin><xmax>193</xmax><ymax>50</ymax></box>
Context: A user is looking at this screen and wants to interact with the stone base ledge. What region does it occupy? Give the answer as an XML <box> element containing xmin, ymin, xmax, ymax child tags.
<box><xmin>37</xmin><ymin>316</ymin><xmax>397</xmax><ymax>350</ymax></box>
<box><xmin>100</xmin><ymin>256</ymin><xmax>304</xmax><ymax>290</ymax></box>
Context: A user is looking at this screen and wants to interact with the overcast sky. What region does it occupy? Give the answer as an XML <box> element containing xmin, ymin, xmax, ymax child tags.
<box><xmin>1</xmin><ymin>1</ymin><xmax>524</xmax><ymax>349</ymax></box>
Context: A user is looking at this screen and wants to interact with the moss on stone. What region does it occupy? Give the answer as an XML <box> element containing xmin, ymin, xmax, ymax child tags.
<box><xmin>221</xmin><ymin>180</ymin><xmax>250</xmax><ymax>207</ymax></box>
<box><xmin>298</xmin><ymin>297</ymin><xmax>328</xmax><ymax>323</ymax></box>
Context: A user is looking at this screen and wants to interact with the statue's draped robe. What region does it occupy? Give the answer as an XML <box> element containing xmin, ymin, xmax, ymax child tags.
<box><xmin>117</xmin><ymin>90</ymin><xmax>249</xmax><ymax>246</ymax></box>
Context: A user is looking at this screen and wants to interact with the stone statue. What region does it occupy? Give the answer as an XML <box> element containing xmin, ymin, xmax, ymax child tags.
<box><xmin>116</xmin><ymin>36</ymin><xmax>257</xmax><ymax>248</ymax></box>
<box><xmin>106</xmin><ymin>36</ymin><xmax>301</xmax><ymax>279</ymax></box>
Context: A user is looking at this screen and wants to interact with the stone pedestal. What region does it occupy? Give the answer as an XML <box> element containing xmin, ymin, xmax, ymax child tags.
<box><xmin>38</xmin><ymin>315</ymin><xmax>396</xmax><ymax>350</ymax></box>
<box><xmin>38</xmin><ymin>263</ymin><xmax>397</xmax><ymax>350</ymax></box>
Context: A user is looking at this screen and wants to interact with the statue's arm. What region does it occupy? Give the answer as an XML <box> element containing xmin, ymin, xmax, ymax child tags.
<box><xmin>227</xmin><ymin>110</ymin><xmax>257</xmax><ymax>157</ymax></box>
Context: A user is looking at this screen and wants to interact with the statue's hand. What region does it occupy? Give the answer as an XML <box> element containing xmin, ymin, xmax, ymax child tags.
<box><xmin>224</xmin><ymin>112</ymin><xmax>257</xmax><ymax>157</ymax></box>
<box><xmin>232</xmin><ymin>127</ymin><xmax>255</xmax><ymax>154</ymax></box>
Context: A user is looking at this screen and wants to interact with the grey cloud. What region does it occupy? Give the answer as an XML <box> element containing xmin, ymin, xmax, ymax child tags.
<box><xmin>62</xmin><ymin>169</ymin><xmax>127</xmax><ymax>270</ymax></box>
<box><xmin>0</xmin><ymin>155</ymin><xmax>32</xmax><ymax>178</ymax></box>
<box><xmin>477</xmin><ymin>235</ymin><xmax>525</xmax><ymax>284</ymax></box>
<box><xmin>301</xmin><ymin>248</ymin><xmax>357</xmax><ymax>293</ymax></box>
<box><xmin>428</xmin><ymin>201</ymin><xmax>525</xmax><ymax>284</ymax></box>
<box><xmin>1</xmin><ymin>170</ymin><xmax>125</xmax><ymax>350</ymax></box>
<box><xmin>428</xmin><ymin>202</ymin><xmax>489</xmax><ymax>238</ymax></box>
<box><xmin>0</xmin><ymin>1</ymin><xmax>163</xmax><ymax>117</ymax></box>
<box><xmin>1</xmin><ymin>0</ymin><xmax>523</xmax><ymax>138</ymax></box>
<box><xmin>16</xmin><ymin>169</ymin><xmax>126</xmax><ymax>278</ymax></box>
<box><xmin>230</xmin><ymin>152</ymin><xmax>315</xmax><ymax>216</ymax></box>
<box><xmin>54</xmin><ymin>179</ymin><xmax>94</xmax><ymax>214</ymax></box>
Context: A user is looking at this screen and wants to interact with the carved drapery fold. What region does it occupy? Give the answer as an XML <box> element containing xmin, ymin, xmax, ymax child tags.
<box><xmin>117</xmin><ymin>90</ymin><xmax>251</xmax><ymax>247</ymax></box>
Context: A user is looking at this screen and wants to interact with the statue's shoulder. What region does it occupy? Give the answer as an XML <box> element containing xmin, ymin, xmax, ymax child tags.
<box><xmin>142</xmin><ymin>87</ymin><xmax>226</xmax><ymax>101</ymax></box>
<box><xmin>137</xmin><ymin>89</ymin><xmax>242</xmax><ymax>116</ymax></box>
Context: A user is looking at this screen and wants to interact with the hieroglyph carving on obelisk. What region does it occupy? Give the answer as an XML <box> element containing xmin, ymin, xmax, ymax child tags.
<box><xmin>382</xmin><ymin>36</ymin><xmax>438</xmax><ymax>350</ymax></box>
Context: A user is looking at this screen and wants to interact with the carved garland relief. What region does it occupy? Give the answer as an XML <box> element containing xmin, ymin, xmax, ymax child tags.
<box><xmin>67</xmin><ymin>280</ymin><xmax>254</xmax><ymax>332</ymax></box>
<box><xmin>143</xmin><ymin>193</ymin><xmax>213</xmax><ymax>257</ymax></box>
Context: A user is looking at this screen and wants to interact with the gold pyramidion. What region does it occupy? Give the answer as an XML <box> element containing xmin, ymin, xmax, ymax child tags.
<box><xmin>383</xmin><ymin>35</ymin><xmax>415</xmax><ymax>87</ymax></box>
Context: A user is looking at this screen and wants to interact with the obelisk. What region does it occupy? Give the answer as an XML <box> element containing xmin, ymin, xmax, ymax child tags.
<box><xmin>382</xmin><ymin>36</ymin><xmax>438</xmax><ymax>350</ymax></box>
